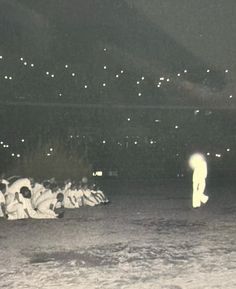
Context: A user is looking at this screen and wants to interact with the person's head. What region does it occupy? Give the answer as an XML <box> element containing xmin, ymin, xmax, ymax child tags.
<box><xmin>20</xmin><ymin>186</ymin><xmax>32</xmax><ymax>199</ymax></box>
<box><xmin>50</xmin><ymin>183</ymin><xmax>59</xmax><ymax>193</ymax></box>
<box><xmin>57</xmin><ymin>193</ymin><xmax>64</xmax><ymax>203</ymax></box>
<box><xmin>189</xmin><ymin>153</ymin><xmax>205</xmax><ymax>170</ymax></box>
<box><xmin>0</xmin><ymin>183</ymin><xmax>6</xmax><ymax>194</ymax></box>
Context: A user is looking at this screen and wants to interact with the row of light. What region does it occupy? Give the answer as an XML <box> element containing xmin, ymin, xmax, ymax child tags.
<box><xmin>0</xmin><ymin>51</ymin><xmax>234</xmax><ymax>100</ymax></box>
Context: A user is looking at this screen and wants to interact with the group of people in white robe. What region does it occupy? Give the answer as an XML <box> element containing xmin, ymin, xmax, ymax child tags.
<box><xmin>0</xmin><ymin>177</ymin><xmax>109</xmax><ymax>220</ymax></box>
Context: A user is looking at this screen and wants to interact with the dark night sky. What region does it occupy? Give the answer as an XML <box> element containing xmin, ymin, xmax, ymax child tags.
<box><xmin>0</xmin><ymin>0</ymin><xmax>235</xmax><ymax>177</ymax></box>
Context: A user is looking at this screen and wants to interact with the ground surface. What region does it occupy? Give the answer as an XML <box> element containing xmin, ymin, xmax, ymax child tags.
<box><xmin>0</xmin><ymin>180</ymin><xmax>235</xmax><ymax>289</ymax></box>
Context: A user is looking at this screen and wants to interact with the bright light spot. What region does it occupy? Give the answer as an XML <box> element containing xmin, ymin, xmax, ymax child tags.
<box><xmin>127</xmin><ymin>118</ymin><xmax>131</xmax><ymax>121</ymax></box>
<box><xmin>24</xmin><ymin>62</ymin><xmax>27</xmax><ymax>66</ymax></box>
<box><xmin>72</xmin><ymin>73</ymin><xmax>76</xmax><ymax>77</ymax></box>
<box><xmin>31</xmin><ymin>63</ymin><xmax>34</xmax><ymax>67</ymax></box>
<box><xmin>160</xmin><ymin>77</ymin><xmax>165</xmax><ymax>81</ymax></box>
<box><xmin>229</xmin><ymin>95</ymin><xmax>233</xmax><ymax>99</ymax></box>
<box><xmin>21</xmin><ymin>139</ymin><xmax>25</xmax><ymax>143</ymax></box>
<box><xmin>16</xmin><ymin>154</ymin><xmax>20</xmax><ymax>158</ymax></box>
<box><xmin>9</xmin><ymin>76</ymin><xmax>13</xmax><ymax>80</ymax></box>
<box><xmin>227</xmin><ymin>148</ymin><xmax>231</xmax><ymax>152</ymax></box>
<box><xmin>150</xmin><ymin>140</ymin><xmax>154</xmax><ymax>144</ymax></box>
<box><xmin>155</xmin><ymin>119</ymin><xmax>160</xmax><ymax>123</ymax></box>
<box><xmin>102</xmin><ymin>140</ymin><xmax>106</xmax><ymax>144</ymax></box>
<box><xmin>20</xmin><ymin>57</ymin><xmax>24</xmax><ymax>61</ymax></box>
<box><xmin>59</xmin><ymin>93</ymin><xmax>62</xmax><ymax>96</ymax></box>
<box><xmin>175</xmin><ymin>125</ymin><xmax>179</xmax><ymax>129</ymax></box>
<box><xmin>116</xmin><ymin>74</ymin><xmax>119</xmax><ymax>78</ymax></box>
<box><xmin>194</xmin><ymin>109</ymin><xmax>200</xmax><ymax>115</ymax></box>
<box><xmin>65</xmin><ymin>64</ymin><xmax>69</xmax><ymax>68</ymax></box>
<box><xmin>166</xmin><ymin>78</ymin><xmax>170</xmax><ymax>82</ymax></box>
<box><xmin>104</xmin><ymin>65</ymin><xmax>107</xmax><ymax>70</ymax></box>
<box><xmin>215</xmin><ymin>154</ymin><xmax>222</xmax><ymax>158</ymax></box>
<box><xmin>207</xmin><ymin>152</ymin><xmax>211</xmax><ymax>156</ymax></box>
<box><xmin>207</xmin><ymin>69</ymin><xmax>210</xmax><ymax>73</ymax></box>
<box><xmin>46</xmin><ymin>72</ymin><xmax>49</xmax><ymax>75</ymax></box>
<box><xmin>141</xmin><ymin>76</ymin><xmax>145</xmax><ymax>80</ymax></box>
<box><xmin>121</xmin><ymin>70</ymin><xmax>124</xmax><ymax>74</ymax></box>
<box><xmin>84</xmin><ymin>85</ymin><xmax>88</xmax><ymax>89</ymax></box>
<box><xmin>93</xmin><ymin>171</ymin><xmax>103</xmax><ymax>177</ymax></box>
<box><xmin>137</xmin><ymin>81</ymin><xmax>140</xmax><ymax>84</ymax></box>
<box><xmin>51</xmin><ymin>74</ymin><xmax>55</xmax><ymax>78</ymax></box>
<box><xmin>102</xmin><ymin>83</ymin><xmax>106</xmax><ymax>87</ymax></box>
<box><xmin>138</xmin><ymin>93</ymin><xmax>142</xmax><ymax>96</ymax></box>
<box><xmin>0</xmin><ymin>56</ymin><xmax>2</xmax><ymax>59</ymax></box>
<box><xmin>225</xmin><ymin>69</ymin><xmax>229</xmax><ymax>73</ymax></box>
<box><xmin>0</xmin><ymin>142</ymin><xmax>3</xmax><ymax>144</ymax></box>
<box><xmin>47</xmin><ymin>153</ymin><xmax>51</xmax><ymax>157</ymax></box>
<box><xmin>184</xmin><ymin>69</ymin><xmax>188</xmax><ymax>73</ymax></box>
<box><xmin>134</xmin><ymin>141</ymin><xmax>138</xmax><ymax>145</ymax></box>
<box><xmin>104</xmin><ymin>48</ymin><xmax>107</xmax><ymax>52</ymax></box>
<box><xmin>177</xmin><ymin>73</ymin><xmax>181</xmax><ymax>77</ymax></box>
<box><xmin>50</xmin><ymin>148</ymin><xmax>53</xmax><ymax>152</ymax></box>
<box><xmin>11</xmin><ymin>153</ymin><xmax>15</xmax><ymax>157</ymax></box>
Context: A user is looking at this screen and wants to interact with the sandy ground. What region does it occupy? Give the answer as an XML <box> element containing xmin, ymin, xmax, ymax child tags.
<box><xmin>0</xmin><ymin>180</ymin><xmax>235</xmax><ymax>289</ymax></box>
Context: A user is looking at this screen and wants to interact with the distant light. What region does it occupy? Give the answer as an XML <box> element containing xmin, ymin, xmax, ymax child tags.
<box><xmin>127</xmin><ymin>118</ymin><xmax>131</xmax><ymax>121</ymax></box>
<box><xmin>102</xmin><ymin>140</ymin><xmax>106</xmax><ymax>144</ymax></box>
<box><xmin>138</xmin><ymin>93</ymin><xmax>142</xmax><ymax>96</ymax></box>
<box><xmin>229</xmin><ymin>95</ymin><xmax>233</xmax><ymax>99</ymax></box>
<box><xmin>137</xmin><ymin>81</ymin><xmax>140</xmax><ymax>85</ymax></box>
<box><xmin>103</xmin><ymin>65</ymin><xmax>107</xmax><ymax>70</ymax></box>
<box><xmin>46</xmin><ymin>72</ymin><xmax>49</xmax><ymax>75</ymax></box>
<box><xmin>4</xmin><ymin>76</ymin><xmax>8</xmax><ymax>79</ymax></box>
<box><xmin>16</xmin><ymin>154</ymin><xmax>20</xmax><ymax>158</ymax></box>
<box><xmin>166</xmin><ymin>78</ymin><xmax>170</xmax><ymax>82</ymax></box>
<box><xmin>141</xmin><ymin>76</ymin><xmax>145</xmax><ymax>80</ymax></box>
<box><xmin>51</xmin><ymin>74</ymin><xmax>55</xmax><ymax>78</ymax></box>
<box><xmin>121</xmin><ymin>70</ymin><xmax>124</xmax><ymax>74</ymax></box>
<box><xmin>157</xmin><ymin>84</ymin><xmax>161</xmax><ymax>88</ymax></box>
<box><xmin>160</xmin><ymin>77</ymin><xmax>165</xmax><ymax>81</ymax></box>
<box><xmin>47</xmin><ymin>153</ymin><xmax>51</xmax><ymax>157</ymax></box>
<box><xmin>11</xmin><ymin>153</ymin><xmax>15</xmax><ymax>157</ymax></box>
<box><xmin>65</xmin><ymin>64</ymin><xmax>69</xmax><ymax>68</ymax></box>
<box><xmin>150</xmin><ymin>140</ymin><xmax>154</xmax><ymax>144</ymax></box>
<box><xmin>21</xmin><ymin>139</ymin><xmax>25</xmax><ymax>143</ymax></box>
<box><xmin>72</xmin><ymin>73</ymin><xmax>75</xmax><ymax>77</ymax></box>
<box><xmin>225</xmin><ymin>69</ymin><xmax>229</xmax><ymax>73</ymax></box>
<box><xmin>215</xmin><ymin>154</ymin><xmax>222</xmax><ymax>158</ymax></box>
<box><xmin>24</xmin><ymin>62</ymin><xmax>27</xmax><ymax>66</ymax></box>
<box><xmin>207</xmin><ymin>69</ymin><xmax>210</xmax><ymax>73</ymax></box>
<box><xmin>93</xmin><ymin>171</ymin><xmax>103</xmax><ymax>177</ymax></box>
<box><xmin>177</xmin><ymin>73</ymin><xmax>181</xmax><ymax>77</ymax></box>
<box><xmin>70</xmin><ymin>135</ymin><xmax>73</xmax><ymax>139</ymax></box>
<box><xmin>134</xmin><ymin>141</ymin><xmax>138</xmax><ymax>145</ymax></box>
<box><xmin>175</xmin><ymin>125</ymin><xmax>179</xmax><ymax>129</ymax></box>
<box><xmin>0</xmin><ymin>56</ymin><xmax>2</xmax><ymax>59</ymax></box>
<box><xmin>20</xmin><ymin>57</ymin><xmax>24</xmax><ymax>61</ymax></box>
<box><xmin>176</xmin><ymin>153</ymin><xmax>179</xmax><ymax>157</ymax></box>
<box><xmin>59</xmin><ymin>93</ymin><xmax>62</xmax><ymax>96</ymax></box>
<box><xmin>50</xmin><ymin>148</ymin><xmax>53</xmax><ymax>152</ymax></box>
<box><xmin>207</xmin><ymin>152</ymin><xmax>211</xmax><ymax>156</ymax></box>
<box><xmin>116</xmin><ymin>74</ymin><xmax>119</xmax><ymax>78</ymax></box>
<box><xmin>9</xmin><ymin>76</ymin><xmax>12</xmax><ymax>80</ymax></box>
<box><xmin>194</xmin><ymin>109</ymin><xmax>200</xmax><ymax>115</ymax></box>
<box><xmin>84</xmin><ymin>85</ymin><xmax>88</xmax><ymax>89</ymax></box>
<box><xmin>0</xmin><ymin>141</ymin><xmax>3</xmax><ymax>145</ymax></box>
<box><xmin>184</xmin><ymin>69</ymin><xmax>188</xmax><ymax>73</ymax></box>
<box><xmin>155</xmin><ymin>119</ymin><xmax>160</xmax><ymax>123</ymax></box>
<box><xmin>30</xmin><ymin>63</ymin><xmax>34</xmax><ymax>67</ymax></box>
<box><xmin>226</xmin><ymin>148</ymin><xmax>231</xmax><ymax>152</ymax></box>
<box><xmin>102</xmin><ymin>83</ymin><xmax>106</xmax><ymax>87</ymax></box>
<box><xmin>104</xmin><ymin>48</ymin><xmax>107</xmax><ymax>52</ymax></box>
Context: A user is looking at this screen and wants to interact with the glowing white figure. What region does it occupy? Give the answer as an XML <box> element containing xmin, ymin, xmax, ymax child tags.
<box><xmin>189</xmin><ymin>153</ymin><xmax>209</xmax><ymax>208</ymax></box>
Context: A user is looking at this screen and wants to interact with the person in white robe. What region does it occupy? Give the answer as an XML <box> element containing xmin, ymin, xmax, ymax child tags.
<box><xmin>189</xmin><ymin>153</ymin><xmax>209</xmax><ymax>208</ymax></box>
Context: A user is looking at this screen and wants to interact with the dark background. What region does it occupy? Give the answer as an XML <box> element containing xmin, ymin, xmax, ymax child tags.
<box><xmin>0</xmin><ymin>0</ymin><xmax>235</xmax><ymax>180</ymax></box>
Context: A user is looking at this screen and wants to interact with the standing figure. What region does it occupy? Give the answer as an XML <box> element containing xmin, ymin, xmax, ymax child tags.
<box><xmin>189</xmin><ymin>153</ymin><xmax>209</xmax><ymax>208</ymax></box>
